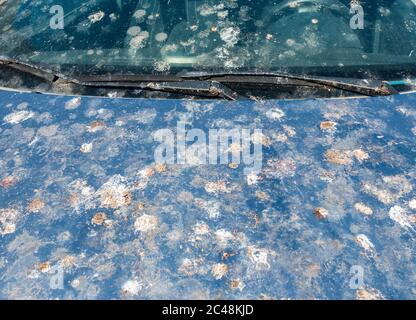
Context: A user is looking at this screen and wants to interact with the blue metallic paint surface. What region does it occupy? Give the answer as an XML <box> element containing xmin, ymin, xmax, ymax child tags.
<box><xmin>0</xmin><ymin>89</ymin><xmax>415</xmax><ymax>299</ymax></box>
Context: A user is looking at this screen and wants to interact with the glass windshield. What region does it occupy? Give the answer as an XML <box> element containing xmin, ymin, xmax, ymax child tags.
<box><xmin>1</xmin><ymin>0</ymin><xmax>416</xmax><ymax>80</ymax></box>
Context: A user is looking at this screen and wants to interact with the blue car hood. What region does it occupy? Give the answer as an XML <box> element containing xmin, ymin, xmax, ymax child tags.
<box><xmin>0</xmin><ymin>89</ymin><xmax>415</xmax><ymax>299</ymax></box>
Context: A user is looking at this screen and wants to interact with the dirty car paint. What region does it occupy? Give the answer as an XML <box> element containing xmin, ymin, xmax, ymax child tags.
<box><xmin>0</xmin><ymin>90</ymin><xmax>415</xmax><ymax>299</ymax></box>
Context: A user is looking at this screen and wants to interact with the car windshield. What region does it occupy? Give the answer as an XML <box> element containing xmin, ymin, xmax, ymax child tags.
<box><xmin>1</xmin><ymin>0</ymin><xmax>416</xmax><ymax>80</ymax></box>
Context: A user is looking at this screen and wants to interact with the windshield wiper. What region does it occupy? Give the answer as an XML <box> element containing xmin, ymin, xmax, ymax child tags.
<box><xmin>0</xmin><ymin>59</ymin><xmax>396</xmax><ymax>98</ymax></box>
<box><xmin>180</xmin><ymin>71</ymin><xmax>398</xmax><ymax>97</ymax></box>
<box><xmin>0</xmin><ymin>59</ymin><xmax>241</xmax><ymax>100</ymax></box>
<box><xmin>80</xmin><ymin>78</ymin><xmax>242</xmax><ymax>100</ymax></box>
<box><xmin>0</xmin><ymin>57</ymin><xmax>77</xmax><ymax>84</ymax></box>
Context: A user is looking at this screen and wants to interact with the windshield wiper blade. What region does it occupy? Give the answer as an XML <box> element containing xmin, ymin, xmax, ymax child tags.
<box><xmin>180</xmin><ymin>71</ymin><xmax>398</xmax><ymax>97</ymax></box>
<box><xmin>2</xmin><ymin>60</ymin><xmax>393</xmax><ymax>98</ymax></box>
<box><xmin>81</xmin><ymin>79</ymin><xmax>243</xmax><ymax>100</ymax></box>
<box><xmin>0</xmin><ymin>59</ymin><xmax>241</xmax><ymax>100</ymax></box>
<box><xmin>0</xmin><ymin>57</ymin><xmax>80</xmax><ymax>84</ymax></box>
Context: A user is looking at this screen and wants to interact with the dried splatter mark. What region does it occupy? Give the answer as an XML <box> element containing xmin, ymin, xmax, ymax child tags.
<box><xmin>134</xmin><ymin>214</ymin><xmax>158</xmax><ymax>233</ymax></box>
<box><xmin>288</xmin><ymin>1</ymin><xmax>300</xmax><ymax>8</ymax></box>
<box><xmin>352</xmin><ymin>149</ymin><xmax>370</xmax><ymax>162</ymax></box>
<box><xmin>195</xmin><ymin>199</ymin><xmax>220</xmax><ymax>219</ymax></box>
<box><xmin>98</xmin><ymin>175</ymin><xmax>131</xmax><ymax>209</ymax></box>
<box><xmin>283</xmin><ymin>125</ymin><xmax>296</xmax><ymax>137</ymax></box>
<box><xmin>362</xmin><ymin>187</ymin><xmax>393</xmax><ymax>205</ymax></box>
<box><xmin>263</xmin><ymin>158</ymin><xmax>297</xmax><ymax>178</ymax></box>
<box><xmin>320</xmin><ymin>121</ymin><xmax>337</xmax><ymax>131</ymax></box>
<box><xmin>133</xmin><ymin>9</ymin><xmax>146</xmax><ymax>19</ymax></box>
<box><xmin>230</xmin><ymin>279</ymin><xmax>245</xmax><ymax>291</ymax></box>
<box><xmin>133</xmin><ymin>167</ymin><xmax>154</xmax><ymax>190</ymax></box>
<box><xmin>409</xmin><ymin>199</ymin><xmax>416</xmax><ymax>210</ymax></box>
<box><xmin>324</xmin><ymin>149</ymin><xmax>352</xmax><ymax>165</ymax></box>
<box><xmin>273</xmin><ymin>133</ymin><xmax>288</xmax><ymax>143</ymax></box>
<box><xmin>222</xmin><ymin>252</ymin><xmax>234</xmax><ymax>261</ymax></box>
<box><xmin>265</xmin><ymin>108</ymin><xmax>285</xmax><ymax>120</ymax></box>
<box><xmin>314</xmin><ymin>207</ymin><xmax>329</xmax><ymax>220</ymax></box>
<box><xmin>154</xmin><ymin>163</ymin><xmax>167</xmax><ymax>173</ymax></box>
<box><xmin>130</xmin><ymin>31</ymin><xmax>149</xmax><ymax>49</ymax></box>
<box><xmin>153</xmin><ymin>61</ymin><xmax>171</xmax><ymax>72</ymax></box>
<box><xmin>28</xmin><ymin>198</ymin><xmax>45</xmax><ymax>213</ymax></box>
<box><xmin>252</xmin><ymin>132</ymin><xmax>271</xmax><ymax>147</ymax></box>
<box><xmin>87</xmin><ymin>121</ymin><xmax>106</xmax><ymax>133</ymax></box>
<box><xmin>38</xmin><ymin>261</ymin><xmax>51</xmax><ymax>273</ymax></box>
<box><xmin>80</xmin><ymin>143</ymin><xmax>93</xmax><ymax>153</ymax></box>
<box><xmin>60</xmin><ymin>255</ymin><xmax>77</xmax><ymax>269</ymax></box>
<box><xmin>215</xmin><ymin>229</ymin><xmax>235</xmax><ymax>248</ymax></box>
<box><xmin>354</xmin><ymin>234</ymin><xmax>375</xmax><ymax>253</ymax></box>
<box><xmin>88</xmin><ymin>11</ymin><xmax>105</xmax><ymax>23</ymax></box>
<box><xmin>205</xmin><ymin>181</ymin><xmax>231</xmax><ymax>194</ymax></box>
<box><xmin>228</xmin><ymin>162</ymin><xmax>239</xmax><ymax>169</ymax></box>
<box><xmin>247</xmin><ymin>246</ymin><xmax>271</xmax><ymax>270</ymax></box>
<box><xmin>246</xmin><ymin>173</ymin><xmax>260</xmax><ymax>186</ymax></box>
<box><xmin>103</xmin><ymin>219</ymin><xmax>113</xmax><ymax>228</ymax></box>
<box><xmin>3</xmin><ymin>110</ymin><xmax>34</xmax><ymax>124</ymax></box>
<box><xmin>193</xmin><ymin>222</ymin><xmax>210</xmax><ymax>236</ymax></box>
<box><xmin>38</xmin><ymin>125</ymin><xmax>59</xmax><ymax>137</ymax></box>
<box><xmin>178</xmin><ymin>258</ymin><xmax>207</xmax><ymax>276</ymax></box>
<box><xmin>91</xmin><ymin>212</ymin><xmax>107</xmax><ymax>225</ymax></box>
<box><xmin>121</xmin><ymin>279</ymin><xmax>141</xmax><ymax>296</ymax></box>
<box><xmin>356</xmin><ymin>288</ymin><xmax>384</xmax><ymax>300</ymax></box>
<box><xmin>65</xmin><ymin>97</ymin><xmax>81</xmax><ymax>110</ymax></box>
<box><xmin>1</xmin><ymin>176</ymin><xmax>18</xmax><ymax>188</ymax></box>
<box><xmin>363</xmin><ymin>175</ymin><xmax>412</xmax><ymax>205</ymax></box>
<box><xmin>325</xmin><ymin>149</ymin><xmax>368</xmax><ymax>165</ymax></box>
<box><xmin>318</xmin><ymin>169</ymin><xmax>335</xmax><ymax>182</ymax></box>
<box><xmin>0</xmin><ymin>208</ymin><xmax>18</xmax><ymax>236</ymax></box>
<box><xmin>211</xmin><ymin>263</ymin><xmax>228</xmax><ymax>280</ymax></box>
<box><xmin>127</xmin><ymin>26</ymin><xmax>141</xmax><ymax>36</ymax></box>
<box><xmin>388</xmin><ymin>206</ymin><xmax>414</xmax><ymax>231</ymax></box>
<box><xmin>306</xmin><ymin>263</ymin><xmax>321</xmax><ymax>278</ymax></box>
<box><xmin>255</xmin><ymin>191</ymin><xmax>270</xmax><ymax>201</ymax></box>
<box><xmin>219</xmin><ymin>26</ymin><xmax>240</xmax><ymax>46</ymax></box>
<box><xmin>68</xmin><ymin>179</ymin><xmax>96</xmax><ymax>211</ymax></box>
<box><xmin>354</xmin><ymin>203</ymin><xmax>373</xmax><ymax>216</ymax></box>
<box><xmin>155</xmin><ymin>32</ymin><xmax>168</xmax><ymax>42</ymax></box>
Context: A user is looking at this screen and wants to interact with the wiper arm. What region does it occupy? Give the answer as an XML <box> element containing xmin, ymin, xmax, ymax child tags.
<box><xmin>0</xmin><ymin>57</ymin><xmax>78</xmax><ymax>84</ymax></box>
<box><xmin>81</xmin><ymin>79</ymin><xmax>243</xmax><ymax>100</ymax></box>
<box><xmin>180</xmin><ymin>71</ymin><xmax>398</xmax><ymax>97</ymax></box>
<box><xmin>0</xmin><ymin>58</ymin><xmax>241</xmax><ymax>100</ymax></box>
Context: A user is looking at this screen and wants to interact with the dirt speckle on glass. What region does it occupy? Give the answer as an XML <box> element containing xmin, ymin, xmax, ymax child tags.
<box><xmin>211</xmin><ymin>263</ymin><xmax>228</xmax><ymax>280</ymax></box>
<box><xmin>91</xmin><ymin>212</ymin><xmax>107</xmax><ymax>226</ymax></box>
<box><xmin>28</xmin><ymin>198</ymin><xmax>45</xmax><ymax>213</ymax></box>
<box><xmin>314</xmin><ymin>207</ymin><xmax>329</xmax><ymax>220</ymax></box>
